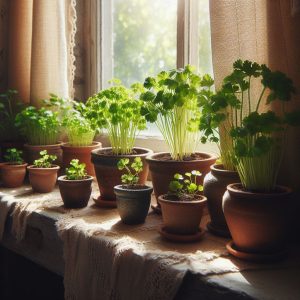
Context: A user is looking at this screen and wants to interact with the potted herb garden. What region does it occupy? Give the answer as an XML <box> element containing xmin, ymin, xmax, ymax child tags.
<box><xmin>15</xmin><ymin>105</ymin><xmax>62</xmax><ymax>166</ymax></box>
<box><xmin>87</xmin><ymin>82</ymin><xmax>153</xmax><ymax>207</ymax></box>
<box><xmin>208</xmin><ymin>60</ymin><xmax>299</xmax><ymax>261</ymax></box>
<box><xmin>61</xmin><ymin>101</ymin><xmax>101</xmax><ymax>176</ymax></box>
<box><xmin>58</xmin><ymin>159</ymin><xmax>93</xmax><ymax>208</ymax></box>
<box><xmin>0</xmin><ymin>148</ymin><xmax>27</xmax><ymax>188</ymax></box>
<box><xmin>158</xmin><ymin>171</ymin><xmax>207</xmax><ymax>242</ymax></box>
<box><xmin>140</xmin><ymin>65</ymin><xmax>216</xmax><ymax>211</ymax></box>
<box><xmin>114</xmin><ymin>157</ymin><xmax>153</xmax><ymax>224</ymax></box>
<box><xmin>27</xmin><ymin>150</ymin><xmax>60</xmax><ymax>193</ymax></box>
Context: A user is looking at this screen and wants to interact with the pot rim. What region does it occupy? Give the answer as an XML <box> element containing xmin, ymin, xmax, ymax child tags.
<box><xmin>227</xmin><ymin>183</ymin><xmax>292</xmax><ymax>197</ymax></box>
<box><xmin>27</xmin><ymin>164</ymin><xmax>60</xmax><ymax>171</ymax></box>
<box><xmin>1</xmin><ymin>162</ymin><xmax>28</xmax><ymax>168</ymax></box>
<box><xmin>210</xmin><ymin>163</ymin><xmax>239</xmax><ymax>176</ymax></box>
<box><xmin>158</xmin><ymin>194</ymin><xmax>207</xmax><ymax>205</ymax></box>
<box><xmin>58</xmin><ymin>175</ymin><xmax>93</xmax><ymax>183</ymax></box>
<box><xmin>61</xmin><ymin>141</ymin><xmax>102</xmax><ymax>149</ymax></box>
<box><xmin>24</xmin><ymin>142</ymin><xmax>62</xmax><ymax>148</ymax></box>
<box><xmin>91</xmin><ymin>147</ymin><xmax>153</xmax><ymax>159</ymax></box>
<box><xmin>114</xmin><ymin>184</ymin><xmax>153</xmax><ymax>193</ymax></box>
<box><xmin>146</xmin><ymin>152</ymin><xmax>217</xmax><ymax>163</ymax></box>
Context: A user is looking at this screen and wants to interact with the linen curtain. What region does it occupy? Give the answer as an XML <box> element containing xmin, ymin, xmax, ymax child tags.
<box><xmin>7</xmin><ymin>0</ymin><xmax>76</xmax><ymax>107</ymax></box>
<box><xmin>209</xmin><ymin>0</ymin><xmax>300</xmax><ymax>191</ymax></box>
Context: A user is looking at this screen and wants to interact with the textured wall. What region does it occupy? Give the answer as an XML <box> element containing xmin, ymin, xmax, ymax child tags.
<box><xmin>0</xmin><ymin>0</ymin><xmax>8</xmax><ymax>92</ymax></box>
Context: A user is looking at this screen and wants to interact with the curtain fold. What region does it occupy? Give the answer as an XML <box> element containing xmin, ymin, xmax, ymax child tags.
<box><xmin>210</xmin><ymin>0</ymin><xmax>300</xmax><ymax>191</ymax></box>
<box><xmin>7</xmin><ymin>0</ymin><xmax>76</xmax><ymax>107</ymax></box>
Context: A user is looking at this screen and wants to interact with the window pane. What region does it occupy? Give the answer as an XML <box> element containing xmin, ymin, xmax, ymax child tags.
<box><xmin>198</xmin><ymin>0</ymin><xmax>213</xmax><ymax>76</ymax></box>
<box><xmin>113</xmin><ymin>0</ymin><xmax>177</xmax><ymax>87</ymax></box>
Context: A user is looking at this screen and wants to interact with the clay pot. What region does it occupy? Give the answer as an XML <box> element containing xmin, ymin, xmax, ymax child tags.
<box><xmin>158</xmin><ymin>194</ymin><xmax>207</xmax><ymax>234</ymax></box>
<box><xmin>223</xmin><ymin>183</ymin><xmax>292</xmax><ymax>254</ymax></box>
<box><xmin>58</xmin><ymin>175</ymin><xmax>93</xmax><ymax>208</ymax></box>
<box><xmin>27</xmin><ymin>165</ymin><xmax>60</xmax><ymax>193</ymax></box>
<box><xmin>0</xmin><ymin>163</ymin><xmax>27</xmax><ymax>188</ymax></box>
<box><xmin>61</xmin><ymin>142</ymin><xmax>102</xmax><ymax>176</ymax></box>
<box><xmin>91</xmin><ymin>147</ymin><xmax>153</xmax><ymax>202</ymax></box>
<box><xmin>24</xmin><ymin>143</ymin><xmax>63</xmax><ymax>166</ymax></box>
<box><xmin>114</xmin><ymin>185</ymin><xmax>153</xmax><ymax>224</ymax></box>
<box><xmin>146</xmin><ymin>152</ymin><xmax>216</xmax><ymax>202</ymax></box>
<box><xmin>203</xmin><ymin>164</ymin><xmax>240</xmax><ymax>237</ymax></box>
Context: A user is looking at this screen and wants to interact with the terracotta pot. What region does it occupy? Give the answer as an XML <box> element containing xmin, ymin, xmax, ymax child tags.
<box><xmin>91</xmin><ymin>147</ymin><xmax>153</xmax><ymax>202</ymax></box>
<box><xmin>0</xmin><ymin>141</ymin><xmax>24</xmax><ymax>162</ymax></box>
<box><xmin>0</xmin><ymin>163</ymin><xmax>27</xmax><ymax>188</ymax></box>
<box><xmin>27</xmin><ymin>165</ymin><xmax>60</xmax><ymax>193</ymax></box>
<box><xmin>146</xmin><ymin>152</ymin><xmax>216</xmax><ymax>201</ymax></box>
<box><xmin>114</xmin><ymin>185</ymin><xmax>153</xmax><ymax>224</ymax></box>
<box><xmin>61</xmin><ymin>142</ymin><xmax>102</xmax><ymax>176</ymax></box>
<box><xmin>158</xmin><ymin>194</ymin><xmax>207</xmax><ymax>235</ymax></box>
<box><xmin>58</xmin><ymin>175</ymin><xmax>93</xmax><ymax>208</ymax></box>
<box><xmin>203</xmin><ymin>164</ymin><xmax>240</xmax><ymax>237</ymax></box>
<box><xmin>24</xmin><ymin>143</ymin><xmax>63</xmax><ymax>166</ymax></box>
<box><xmin>223</xmin><ymin>183</ymin><xmax>292</xmax><ymax>254</ymax></box>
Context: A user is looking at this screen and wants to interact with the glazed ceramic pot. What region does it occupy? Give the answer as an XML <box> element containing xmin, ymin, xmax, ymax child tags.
<box><xmin>0</xmin><ymin>163</ymin><xmax>27</xmax><ymax>188</ymax></box>
<box><xmin>61</xmin><ymin>142</ymin><xmax>102</xmax><ymax>176</ymax></box>
<box><xmin>223</xmin><ymin>183</ymin><xmax>292</xmax><ymax>254</ymax></box>
<box><xmin>158</xmin><ymin>194</ymin><xmax>207</xmax><ymax>234</ymax></box>
<box><xmin>146</xmin><ymin>152</ymin><xmax>216</xmax><ymax>208</ymax></box>
<box><xmin>114</xmin><ymin>184</ymin><xmax>153</xmax><ymax>224</ymax></box>
<box><xmin>203</xmin><ymin>164</ymin><xmax>240</xmax><ymax>237</ymax></box>
<box><xmin>27</xmin><ymin>165</ymin><xmax>60</xmax><ymax>193</ymax></box>
<box><xmin>24</xmin><ymin>143</ymin><xmax>63</xmax><ymax>166</ymax></box>
<box><xmin>58</xmin><ymin>175</ymin><xmax>93</xmax><ymax>208</ymax></box>
<box><xmin>91</xmin><ymin>147</ymin><xmax>153</xmax><ymax>204</ymax></box>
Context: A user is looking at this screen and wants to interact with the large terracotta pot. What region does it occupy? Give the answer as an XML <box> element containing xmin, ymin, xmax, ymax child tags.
<box><xmin>0</xmin><ymin>163</ymin><xmax>27</xmax><ymax>188</ymax></box>
<box><xmin>223</xmin><ymin>183</ymin><xmax>292</xmax><ymax>254</ymax></box>
<box><xmin>91</xmin><ymin>147</ymin><xmax>153</xmax><ymax>204</ymax></box>
<box><xmin>146</xmin><ymin>152</ymin><xmax>216</xmax><ymax>202</ymax></box>
<box><xmin>27</xmin><ymin>165</ymin><xmax>60</xmax><ymax>193</ymax></box>
<box><xmin>203</xmin><ymin>164</ymin><xmax>240</xmax><ymax>237</ymax></box>
<box><xmin>61</xmin><ymin>142</ymin><xmax>102</xmax><ymax>176</ymax></box>
<box><xmin>58</xmin><ymin>175</ymin><xmax>93</xmax><ymax>208</ymax></box>
<box><xmin>158</xmin><ymin>194</ymin><xmax>207</xmax><ymax>234</ymax></box>
<box><xmin>24</xmin><ymin>143</ymin><xmax>63</xmax><ymax>166</ymax></box>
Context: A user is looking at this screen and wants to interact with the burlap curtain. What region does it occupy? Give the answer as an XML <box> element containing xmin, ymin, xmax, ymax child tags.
<box><xmin>210</xmin><ymin>0</ymin><xmax>300</xmax><ymax>191</ymax></box>
<box><xmin>7</xmin><ymin>0</ymin><xmax>76</xmax><ymax>107</ymax></box>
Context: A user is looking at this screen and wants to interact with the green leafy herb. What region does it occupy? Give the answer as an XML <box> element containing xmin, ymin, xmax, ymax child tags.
<box><xmin>33</xmin><ymin>150</ymin><xmax>57</xmax><ymax>168</ymax></box>
<box><xmin>117</xmin><ymin>157</ymin><xmax>143</xmax><ymax>186</ymax></box>
<box><xmin>4</xmin><ymin>148</ymin><xmax>23</xmax><ymax>165</ymax></box>
<box><xmin>65</xmin><ymin>159</ymin><xmax>87</xmax><ymax>180</ymax></box>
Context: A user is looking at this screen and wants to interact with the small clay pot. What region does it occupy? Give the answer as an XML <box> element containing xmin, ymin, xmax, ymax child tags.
<box><xmin>114</xmin><ymin>185</ymin><xmax>153</xmax><ymax>224</ymax></box>
<box><xmin>27</xmin><ymin>165</ymin><xmax>60</xmax><ymax>193</ymax></box>
<box><xmin>223</xmin><ymin>183</ymin><xmax>292</xmax><ymax>255</ymax></box>
<box><xmin>146</xmin><ymin>152</ymin><xmax>216</xmax><ymax>209</ymax></box>
<box><xmin>0</xmin><ymin>162</ymin><xmax>27</xmax><ymax>188</ymax></box>
<box><xmin>203</xmin><ymin>164</ymin><xmax>240</xmax><ymax>237</ymax></box>
<box><xmin>58</xmin><ymin>175</ymin><xmax>93</xmax><ymax>208</ymax></box>
<box><xmin>24</xmin><ymin>143</ymin><xmax>63</xmax><ymax>166</ymax></box>
<box><xmin>158</xmin><ymin>194</ymin><xmax>207</xmax><ymax>235</ymax></box>
<box><xmin>91</xmin><ymin>147</ymin><xmax>153</xmax><ymax>202</ymax></box>
<box><xmin>61</xmin><ymin>142</ymin><xmax>102</xmax><ymax>176</ymax></box>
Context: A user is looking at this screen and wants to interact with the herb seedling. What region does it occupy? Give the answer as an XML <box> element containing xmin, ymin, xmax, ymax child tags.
<box><xmin>65</xmin><ymin>159</ymin><xmax>87</xmax><ymax>180</ymax></box>
<box><xmin>117</xmin><ymin>157</ymin><xmax>143</xmax><ymax>186</ymax></box>
<box><xmin>4</xmin><ymin>148</ymin><xmax>24</xmax><ymax>165</ymax></box>
<box><xmin>168</xmin><ymin>171</ymin><xmax>203</xmax><ymax>201</ymax></box>
<box><xmin>33</xmin><ymin>150</ymin><xmax>57</xmax><ymax>168</ymax></box>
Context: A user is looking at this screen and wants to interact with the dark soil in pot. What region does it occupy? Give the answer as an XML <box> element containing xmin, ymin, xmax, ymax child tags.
<box><xmin>114</xmin><ymin>184</ymin><xmax>153</xmax><ymax>224</ymax></box>
<box><xmin>58</xmin><ymin>175</ymin><xmax>93</xmax><ymax>208</ymax></box>
<box><xmin>62</xmin><ymin>142</ymin><xmax>102</xmax><ymax>176</ymax></box>
<box><xmin>27</xmin><ymin>165</ymin><xmax>60</xmax><ymax>193</ymax></box>
<box><xmin>91</xmin><ymin>147</ymin><xmax>153</xmax><ymax>203</ymax></box>
<box><xmin>223</xmin><ymin>183</ymin><xmax>292</xmax><ymax>256</ymax></box>
<box><xmin>0</xmin><ymin>163</ymin><xmax>27</xmax><ymax>188</ymax></box>
<box><xmin>203</xmin><ymin>164</ymin><xmax>240</xmax><ymax>237</ymax></box>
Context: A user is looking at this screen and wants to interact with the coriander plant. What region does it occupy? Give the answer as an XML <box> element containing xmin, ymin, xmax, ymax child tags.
<box><xmin>139</xmin><ymin>65</ymin><xmax>214</xmax><ymax>160</ymax></box>
<box><xmin>199</xmin><ymin>59</ymin><xmax>299</xmax><ymax>192</ymax></box>
<box><xmin>117</xmin><ymin>157</ymin><xmax>143</xmax><ymax>186</ymax></box>
<box><xmin>86</xmin><ymin>81</ymin><xmax>146</xmax><ymax>155</ymax></box>
<box><xmin>33</xmin><ymin>150</ymin><xmax>57</xmax><ymax>168</ymax></box>
<box><xmin>4</xmin><ymin>148</ymin><xmax>24</xmax><ymax>165</ymax></box>
<box><xmin>169</xmin><ymin>171</ymin><xmax>203</xmax><ymax>201</ymax></box>
<box><xmin>65</xmin><ymin>159</ymin><xmax>87</xmax><ymax>180</ymax></box>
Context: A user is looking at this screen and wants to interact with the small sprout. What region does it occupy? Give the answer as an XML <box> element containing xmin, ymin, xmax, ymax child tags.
<box><xmin>4</xmin><ymin>148</ymin><xmax>23</xmax><ymax>165</ymax></box>
<box><xmin>65</xmin><ymin>159</ymin><xmax>87</xmax><ymax>180</ymax></box>
<box><xmin>117</xmin><ymin>157</ymin><xmax>143</xmax><ymax>186</ymax></box>
<box><xmin>33</xmin><ymin>150</ymin><xmax>57</xmax><ymax>168</ymax></box>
